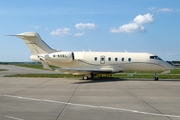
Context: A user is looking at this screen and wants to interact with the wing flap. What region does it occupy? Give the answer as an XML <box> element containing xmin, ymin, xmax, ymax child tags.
<box><xmin>54</xmin><ymin>67</ymin><xmax>117</xmax><ymax>75</ymax></box>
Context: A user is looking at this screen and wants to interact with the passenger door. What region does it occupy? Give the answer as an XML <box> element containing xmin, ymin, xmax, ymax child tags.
<box><xmin>100</xmin><ymin>56</ymin><xmax>105</xmax><ymax>64</ymax></box>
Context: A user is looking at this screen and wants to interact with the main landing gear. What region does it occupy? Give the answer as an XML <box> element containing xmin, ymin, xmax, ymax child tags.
<box><xmin>82</xmin><ymin>75</ymin><xmax>88</xmax><ymax>80</ymax></box>
<box><xmin>153</xmin><ymin>72</ymin><xmax>159</xmax><ymax>81</ymax></box>
<box><xmin>82</xmin><ymin>73</ymin><xmax>94</xmax><ymax>80</ymax></box>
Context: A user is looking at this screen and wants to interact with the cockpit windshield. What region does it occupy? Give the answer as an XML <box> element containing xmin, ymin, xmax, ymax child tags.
<box><xmin>150</xmin><ymin>56</ymin><xmax>162</xmax><ymax>60</ymax></box>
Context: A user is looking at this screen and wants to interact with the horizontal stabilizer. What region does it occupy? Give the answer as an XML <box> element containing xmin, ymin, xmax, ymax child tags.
<box><xmin>6</xmin><ymin>34</ymin><xmax>36</xmax><ymax>37</ymax></box>
<box><xmin>6</xmin><ymin>32</ymin><xmax>58</xmax><ymax>55</ymax></box>
<box><xmin>6</xmin><ymin>32</ymin><xmax>38</xmax><ymax>38</ymax></box>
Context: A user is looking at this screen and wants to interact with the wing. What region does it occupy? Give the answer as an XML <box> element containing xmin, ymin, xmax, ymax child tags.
<box><xmin>54</xmin><ymin>67</ymin><xmax>121</xmax><ymax>75</ymax></box>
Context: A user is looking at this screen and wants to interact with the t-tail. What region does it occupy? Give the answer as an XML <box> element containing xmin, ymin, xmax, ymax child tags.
<box><xmin>7</xmin><ymin>32</ymin><xmax>58</xmax><ymax>55</ymax></box>
<box><xmin>7</xmin><ymin>32</ymin><xmax>59</xmax><ymax>69</ymax></box>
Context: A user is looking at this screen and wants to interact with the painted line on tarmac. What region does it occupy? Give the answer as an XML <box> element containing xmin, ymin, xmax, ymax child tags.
<box><xmin>4</xmin><ymin>115</ymin><xmax>24</xmax><ymax>120</ymax></box>
<box><xmin>2</xmin><ymin>94</ymin><xmax>180</xmax><ymax>118</ymax></box>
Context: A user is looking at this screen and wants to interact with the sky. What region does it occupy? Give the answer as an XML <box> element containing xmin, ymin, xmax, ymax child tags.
<box><xmin>0</xmin><ymin>0</ymin><xmax>180</xmax><ymax>62</ymax></box>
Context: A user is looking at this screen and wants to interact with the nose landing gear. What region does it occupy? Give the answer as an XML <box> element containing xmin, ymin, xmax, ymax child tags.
<box><xmin>154</xmin><ymin>72</ymin><xmax>159</xmax><ymax>81</ymax></box>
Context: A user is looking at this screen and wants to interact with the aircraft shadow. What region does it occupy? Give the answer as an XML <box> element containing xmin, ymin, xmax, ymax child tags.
<box><xmin>73</xmin><ymin>78</ymin><xmax>180</xmax><ymax>84</ymax></box>
<box><xmin>73</xmin><ymin>77</ymin><xmax>127</xmax><ymax>84</ymax></box>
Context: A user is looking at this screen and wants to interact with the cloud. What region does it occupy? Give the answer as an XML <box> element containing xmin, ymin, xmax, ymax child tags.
<box><xmin>158</xmin><ymin>8</ymin><xmax>173</xmax><ymax>12</ymax></box>
<box><xmin>148</xmin><ymin>7</ymin><xmax>156</xmax><ymax>11</ymax></box>
<box><xmin>133</xmin><ymin>13</ymin><xmax>154</xmax><ymax>24</ymax></box>
<box><xmin>27</xmin><ymin>25</ymin><xmax>42</xmax><ymax>29</ymax></box>
<box><xmin>50</xmin><ymin>28</ymin><xmax>71</xmax><ymax>36</ymax></box>
<box><xmin>45</xmin><ymin>28</ymin><xmax>48</xmax><ymax>31</ymax></box>
<box><xmin>50</xmin><ymin>23</ymin><xmax>97</xmax><ymax>36</ymax></box>
<box><xmin>34</xmin><ymin>26</ymin><xmax>41</xmax><ymax>29</ymax></box>
<box><xmin>110</xmin><ymin>13</ymin><xmax>154</xmax><ymax>33</ymax></box>
<box><xmin>149</xmin><ymin>7</ymin><xmax>173</xmax><ymax>12</ymax></box>
<box><xmin>74</xmin><ymin>32</ymin><xmax>84</xmax><ymax>36</ymax></box>
<box><xmin>167</xmin><ymin>53</ymin><xmax>180</xmax><ymax>56</ymax></box>
<box><xmin>110</xmin><ymin>23</ymin><xmax>146</xmax><ymax>33</ymax></box>
<box><xmin>75</xmin><ymin>23</ymin><xmax>97</xmax><ymax>29</ymax></box>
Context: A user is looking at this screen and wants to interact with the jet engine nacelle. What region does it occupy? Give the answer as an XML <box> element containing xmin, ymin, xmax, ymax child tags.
<box><xmin>44</xmin><ymin>52</ymin><xmax>74</xmax><ymax>63</ymax></box>
<box><xmin>30</xmin><ymin>55</ymin><xmax>41</xmax><ymax>62</ymax></box>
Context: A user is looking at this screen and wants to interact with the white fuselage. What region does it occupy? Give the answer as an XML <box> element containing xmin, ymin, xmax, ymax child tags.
<box><xmin>31</xmin><ymin>51</ymin><xmax>174</xmax><ymax>73</ymax></box>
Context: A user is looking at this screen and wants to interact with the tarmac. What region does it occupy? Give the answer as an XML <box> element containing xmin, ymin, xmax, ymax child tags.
<box><xmin>0</xmin><ymin>65</ymin><xmax>180</xmax><ymax>120</ymax></box>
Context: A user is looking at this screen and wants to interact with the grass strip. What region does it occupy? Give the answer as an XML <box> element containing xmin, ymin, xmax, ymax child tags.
<box><xmin>0</xmin><ymin>69</ymin><xmax>8</xmax><ymax>71</ymax></box>
<box><xmin>4</xmin><ymin>74</ymin><xmax>80</xmax><ymax>78</ymax></box>
<box><xmin>4</xmin><ymin>73</ymin><xmax>180</xmax><ymax>79</ymax></box>
<box><xmin>15</xmin><ymin>64</ymin><xmax>56</xmax><ymax>70</ymax></box>
<box><xmin>114</xmin><ymin>74</ymin><xmax>180</xmax><ymax>79</ymax></box>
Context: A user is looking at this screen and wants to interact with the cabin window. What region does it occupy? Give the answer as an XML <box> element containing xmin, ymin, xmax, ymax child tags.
<box><xmin>128</xmin><ymin>58</ymin><xmax>131</xmax><ymax>62</ymax></box>
<box><xmin>53</xmin><ymin>55</ymin><xmax>55</xmax><ymax>57</ymax></box>
<box><xmin>122</xmin><ymin>58</ymin><xmax>124</xmax><ymax>62</ymax></box>
<box><xmin>58</xmin><ymin>55</ymin><xmax>60</xmax><ymax>57</ymax></box>
<box><xmin>108</xmin><ymin>57</ymin><xmax>111</xmax><ymax>61</ymax></box>
<box><xmin>115</xmin><ymin>58</ymin><xmax>118</xmax><ymax>61</ymax></box>
<box><xmin>94</xmin><ymin>57</ymin><xmax>97</xmax><ymax>61</ymax></box>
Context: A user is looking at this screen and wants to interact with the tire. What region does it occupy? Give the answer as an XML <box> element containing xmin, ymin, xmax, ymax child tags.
<box><xmin>83</xmin><ymin>76</ymin><xmax>88</xmax><ymax>80</ymax></box>
<box><xmin>154</xmin><ymin>77</ymin><xmax>159</xmax><ymax>81</ymax></box>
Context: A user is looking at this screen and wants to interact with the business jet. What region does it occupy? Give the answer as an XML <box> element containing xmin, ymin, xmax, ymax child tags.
<box><xmin>8</xmin><ymin>32</ymin><xmax>174</xmax><ymax>80</ymax></box>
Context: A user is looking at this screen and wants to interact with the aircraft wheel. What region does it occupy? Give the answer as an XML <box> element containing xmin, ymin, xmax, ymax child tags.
<box><xmin>88</xmin><ymin>73</ymin><xmax>94</xmax><ymax>79</ymax></box>
<box><xmin>83</xmin><ymin>76</ymin><xmax>88</xmax><ymax>80</ymax></box>
<box><xmin>154</xmin><ymin>72</ymin><xmax>159</xmax><ymax>81</ymax></box>
<box><xmin>153</xmin><ymin>77</ymin><xmax>159</xmax><ymax>81</ymax></box>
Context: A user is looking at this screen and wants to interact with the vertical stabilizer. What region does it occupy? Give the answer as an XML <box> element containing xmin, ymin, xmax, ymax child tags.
<box><xmin>9</xmin><ymin>32</ymin><xmax>57</xmax><ymax>55</ymax></box>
